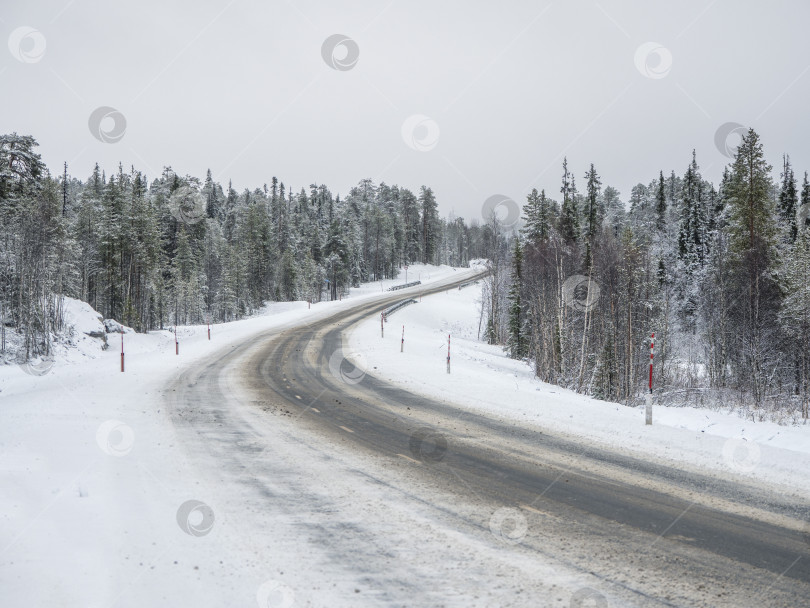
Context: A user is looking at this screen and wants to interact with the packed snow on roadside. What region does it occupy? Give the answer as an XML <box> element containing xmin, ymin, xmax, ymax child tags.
<box><xmin>348</xmin><ymin>283</ymin><xmax>810</xmax><ymax>495</ymax></box>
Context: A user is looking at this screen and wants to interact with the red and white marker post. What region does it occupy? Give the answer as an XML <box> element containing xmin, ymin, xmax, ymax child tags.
<box><xmin>646</xmin><ymin>332</ymin><xmax>654</xmax><ymax>425</ymax></box>
<box><xmin>446</xmin><ymin>333</ymin><xmax>451</xmax><ymax>374</ymax></box>
<box><xmin>120</xmin><ymin>329</ymin><xmax>125</xmax><ymax>372</ymax></box>
<box><xmin>401</xmin><ymin>325</ymin><xmax>404</xmax><ymax>352</ymax></box>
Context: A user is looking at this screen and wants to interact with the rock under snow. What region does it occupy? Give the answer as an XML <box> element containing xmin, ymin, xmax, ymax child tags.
<box><xmin>63</xmin><ymin>297</ymin><xmax>105</xmax><ymax>338</ymax></box>
<box><xmin>103</xmin><ymin>319</ymin><xmax>134</xmax><ymax>334</ymax></box>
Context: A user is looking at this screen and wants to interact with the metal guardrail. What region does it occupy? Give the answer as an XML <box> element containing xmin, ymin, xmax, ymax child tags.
<box><xmin>382</xmin><ymin>299</ymin><xmax>417</xmax><ymax>319</ymax></box>
<box><xmin>387</xmin><ymin>281</ymin><xmax>421</xmax><ymax>291</ymax></box>
<box><xmin>457</xmin><ymin>280</ymin><xmax>480</xmax><ymax>291</ymax></box>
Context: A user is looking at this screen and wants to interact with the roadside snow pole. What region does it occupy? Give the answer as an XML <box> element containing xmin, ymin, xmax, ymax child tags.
<box><xmin>447</xmin><ymin>334</ymin><xmax>451</xmax><ymax>374</ymax></box>
<box><xmin>646</xmin><ymin>332</ymin><xmax>654</xmax><ymax>425</ymax></box>
<box><xmin>207</xmin><ymin>315</ymin><xmax>211</xmax><ymax>341</ymax></box>
<box><xmin>175</xmin><ymin>325</ymin><xmax>179</xmax><ymax>355</ymax></box>
<box><xmin>381</xmin><ymin>312</ymin><xmax>385</xmax><ymax>338</ymax></box>
<box><xmin>120</xmin><ymin>330</ymin><xmax>125</xmax><ymax>372</ymax></box>
<box><xmin>401</xmin><ymin>325</ymin><xmax>405</xmax><ymax>352</ymax></box>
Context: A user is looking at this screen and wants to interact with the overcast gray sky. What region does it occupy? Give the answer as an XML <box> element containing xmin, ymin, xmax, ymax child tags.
<box><xmin>2</xmin><ymin>0</ymin><xmax>809</xmax><ymax>220</ymax></box>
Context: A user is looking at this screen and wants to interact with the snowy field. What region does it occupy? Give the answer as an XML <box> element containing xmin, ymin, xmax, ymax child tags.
<box><xmin>348</xmin><ymin>284</ymin><xmax>810</xmax><ymax>498</ymax></box>
<box><xmin>0</xmin><ymin>264</ymin><xmax>477</xmax><ymax>608</ymax></box>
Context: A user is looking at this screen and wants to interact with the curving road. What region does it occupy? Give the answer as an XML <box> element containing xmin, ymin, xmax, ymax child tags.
<box><xmin>167</xmin><ymin>271</ymin><xmax>810</xmax><ymax>607</ymax></box>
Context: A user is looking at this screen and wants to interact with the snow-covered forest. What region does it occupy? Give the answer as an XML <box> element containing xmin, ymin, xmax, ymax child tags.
<box><xmin>0</xmin><ymin>133</ymin><xmax>492</xmax><ymax>362</ymax></box>
<box><xmin>486</xmin><ymin>128</ymin><xmax>810</xmax><ymax>422</ymax></box>
<box><xmin>4</xmin><ymin>128</ymin><xmax>810</xmax><ymax>422</ymax></box>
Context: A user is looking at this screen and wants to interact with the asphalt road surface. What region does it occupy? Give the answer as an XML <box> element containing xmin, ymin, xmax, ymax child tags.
<box><xmin>167</xmin><ymin>271</ymin><xmax>810</xmax><ymax>607</ymax></box>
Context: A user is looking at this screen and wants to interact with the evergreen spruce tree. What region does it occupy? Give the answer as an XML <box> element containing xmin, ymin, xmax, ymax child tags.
<box><xmin>601</xmin><ymin>185</ymin><xmax>624</xmax><ymax>237</ymax></box>
<box><xmin>726</xmin><ymin>128</ymin><xmax>779</xmax><ymax>404</ymax></box>
<box><xmin>419</xmin><ymin>186</ymin><xmax>439</xmax><ymax>264</ymax></box>
<box><xmin>401</xmin><ymin>188</ymin><xmax>421</xmax><ymax>263</ymax></box>
<box><xmin>559</xmin><ymin>157</ymin><xmax>579</xmax><ymax>242</ymax></box>
<box><xmin>779</xmin><ymin>155</ymin><xmax>798</xmax><ymax>243</ymax></box>
<box><xmin>323</xmin><ymin>220</ymin><xmax>349</xmax><ymax>300</ymax></box>
<box><xmin>507</xmin><ymin>239</ymin><xmax>525</xmax><ymax>358</ymax></box>
<box><xmin>711</xmin><ymin>167</ymin><xmax>731</xmax><ymax>233</ymax></box>
<box><xmin>655</xmin><ymin>171</ymin><xmax>667</xmax><ymax>231</ymax></box>
<box><xmin>800</xmin><ymin>171</ymin><xmax>810</xmax><ymax>232</ymax></box>
<box><xmin>583</xmin><ymin>163</ymin><xmax>602</xmax><ymax>270</ymax></box>
<box><xmin>522</xmin><ymin>188</ymin><xmax>550</xmax><ymax>244</ymax></box>
<box><xmin>677</xmin><ymin>150</ymin><xmax>706</xmax><ymax>267</ymax></box>
<box><xmin>727</xmin><ymin>130</ymin><xmax>777</xmax><ymax>258</ymax></box>
<box><xmin>278</xmin><ymin>249</ymin><xmax>297</xmax><ymax>301</ymax></box>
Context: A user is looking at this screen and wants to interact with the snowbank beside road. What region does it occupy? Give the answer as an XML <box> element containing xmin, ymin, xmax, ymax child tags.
<box><xmin>348</xmin><ymin>284</ymin><xmax>810</xmax><ymax>496</ymax></box>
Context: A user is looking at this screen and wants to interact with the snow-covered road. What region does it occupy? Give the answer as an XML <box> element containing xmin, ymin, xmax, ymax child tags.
<box><xmin>3</xmin><ymin>265</ymin><xmax>810</xmax><ymax>607</ymax></box>
<box><xmin>1</xmin><ymin>266</ymin><xmax>497</xmax><ymax>607</ymax></box>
